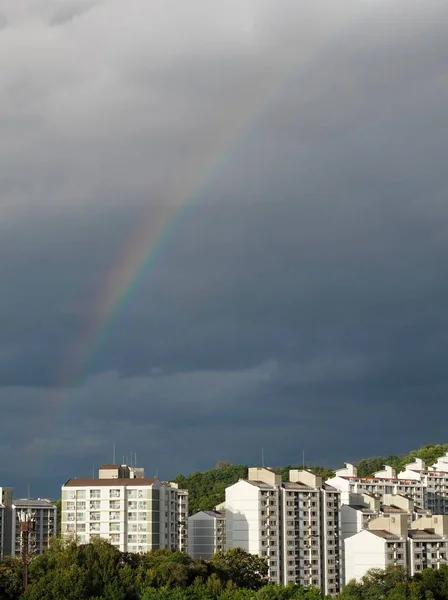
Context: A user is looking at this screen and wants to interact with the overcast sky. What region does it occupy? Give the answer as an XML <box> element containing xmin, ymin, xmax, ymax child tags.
<box><xmin>1</xmin><ymin>0</ymin><xmax>448</xmax><ymax>497</ymax></box>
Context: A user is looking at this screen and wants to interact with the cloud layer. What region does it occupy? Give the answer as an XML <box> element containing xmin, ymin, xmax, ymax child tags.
<box><xmin>1</xmin><ymin>0</ymin><xmax>448</xmax><ymax>496</ymax></box>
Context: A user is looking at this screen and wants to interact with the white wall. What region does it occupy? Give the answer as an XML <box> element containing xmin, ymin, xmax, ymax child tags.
<box><xmin>344</xmin><ymin>530</ymin><xmax>386</xmax><ymax>583</ymax></box>
<box><xmin>225</xmin><ymin>480</ymin><xmax>262</xmax><ymax>555</ymax></box>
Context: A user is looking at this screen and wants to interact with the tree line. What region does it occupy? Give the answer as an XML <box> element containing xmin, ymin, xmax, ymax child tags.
<box><xmin>3</xmin><ymin>540</ymin><xmax>448</xmax><ymax>600</ymax></box>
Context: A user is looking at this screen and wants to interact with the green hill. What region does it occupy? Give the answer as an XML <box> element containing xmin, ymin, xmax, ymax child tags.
<box><xmin>174</xmin><ymin>444</ymin><xmax>448</xmax><ymax>515</ymax></box>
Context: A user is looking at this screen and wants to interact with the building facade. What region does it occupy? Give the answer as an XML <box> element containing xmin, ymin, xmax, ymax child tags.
<box><xmin>344</xmin><ymin>514</ymin><xmax>448</xmax><ymax>582</ymax></box>
<box><xmin>225</xmin><ymin>467</ymin><xmax>342</xmax><ymax>596</ymax></box>
<box><xmin>11</xmin><ymin>499</ymin><xmax>57</xmax><ymax>556</ymax></box>
<box><xmin>188</xmin><ymin>510</ymin><xmax>225</xmax><ymax>559</ymax></box>
<box><xmin>61</xmin><ymin>464</ymin><xmax>188</xmax><ymax>553</ymax></box>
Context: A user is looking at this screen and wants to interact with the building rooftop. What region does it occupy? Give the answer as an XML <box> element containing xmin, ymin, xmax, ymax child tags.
<box><xmin>202</xmin><ymin>510</ymin><xmax>225</xmax><ymax>518</ymax></box>
<box><xmin>369</xmin><ymin>530</ymin><xmax>402</xmax><ymax>540</ymax></box>
<box><xmin>246</xmin><ymin>480</ymin><xmax>277</xmax><ymax>489</ymax></box>
<box><xmin>349</xmin><ymin>504</ymin><xmax>376</xmax><ymax>513</ymax></box>
<box><xmin>13</xmin><ymin>499</ymin><xmax>56</xmax><ymax>508</ymax></box>
<box><xmin>63</xmin><ymin>477</ymin><xmax>157</xmax><ymax>487</ymax></box>
<box><xmin>322</xmin><ymin>483</ymin><xmax>338</xmax><ymax>492</ymax></box>
<box><xmin>381</xmin><ymin>505</ymin><xmax>409</xmax><ymax>513</ymax></box>
<box><xmin>282</xmin><ymin>482</ymin><xmax>317</xmax><ymax>491</ymax></box>
<box><xmin>408</xmin><ymin>530</ymin><xmax>444</xmax><ymax>540</ymax></box>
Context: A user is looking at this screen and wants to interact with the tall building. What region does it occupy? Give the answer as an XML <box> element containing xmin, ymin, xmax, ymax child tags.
<box><xmin>0</xmin><ymin>488</ymin><xmax>13</xmax><ymax>557</ymax></box>
<box><xmin>61</xmin><ymin>464</ymin><xmax>188</xmax><ymax>553</ymax></box>
<box><xmin>188</xmin><ymin>510</ymin><xmax>226</xmax><ymax>559</ymax></box>
<box><xmin>225</xmin><ymin>467</ymin><xmax>342</xmax><ymax>596</ymax></box>
<box><xmin>11</xmin><ymin>499</ymin><xmax>57</xmax><ymax>556</ymax></box>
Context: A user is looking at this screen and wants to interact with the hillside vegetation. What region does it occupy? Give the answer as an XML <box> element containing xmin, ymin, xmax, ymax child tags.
<box><xmin>174</xmin><ymin>444</ymin><xmax>448</xmax><ymax>515</ymax></box>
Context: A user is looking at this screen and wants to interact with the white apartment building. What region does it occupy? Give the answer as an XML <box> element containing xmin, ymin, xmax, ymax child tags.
<box><xmin>11</xmin><ymin>499</ymin><xmax>57</xmax><ymax>556</ymax></box>
<box><xmin>225</xmin><ymin>467</ymin><xmax>342</xmax><ymax>596</ymax></box>
<box><xmin>345</xmin><ymin>514</ymin><xmax>448</xmax><ymax>582</ymax></box>
<box><xmin>398</xmin><ymin>454</ymin><xmax>448</xmax><ymax>514</ymax></box>
<box><xmin>327</xmin><ymin>464</ymin><xmax>426</xmax><ymax>508</ymax></box>
<box><xmin>188</xmin><ymin>510</ymin><xmax>225</xmax><ymax>559</ymax></box>
<box><xmin>61</xmin><ymin>464</ymin><xmax>188</xmax><ymax>553</ymax></box>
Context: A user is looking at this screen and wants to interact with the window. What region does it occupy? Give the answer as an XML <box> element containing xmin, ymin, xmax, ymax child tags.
<box><xmin>90</xmin><ymin>490</ymin><xmax>101</xmax><ymax>499</ymax></box>
<box><xmin>109</xmin><ymin>512</ymin><xmax>120</xmax><ymax>521</ymax></box>
<box><xmin>110</xmin><ymin>489</ymin><xmax>120</xmax><ymax>498</ymax></box>
<box><xmin>77</xmin><ymin>490</ymin><xmax>86</xmax><ymax>499</ymax></box>
<box><xmin>128</xmin><ymin>490</ymin><xmax>137</xmax><ymax>499</ymax></box>
<box><xmin>76</xmin><ymin>512</ymin><xmax>85</xmax><ymax>521</ymax></box>
<box><xmin>110</xmin><ymin>523</ymin><xmax>120</xmax><ymax>532</ymax></box>
<box><xmin>90</xmin><ymin>512</ymin><xmax>101</xmax><ymax>521</ymax></box>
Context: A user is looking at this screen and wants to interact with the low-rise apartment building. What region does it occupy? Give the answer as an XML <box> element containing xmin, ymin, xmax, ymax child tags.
<box><xmin>188</xmin><ymin>510</ymin><xmax>226</xmax><ymax>559</ymax></box>
<box><xmin>61</xmin><ymin>464</ymin><xmax>188</xmax><ymax>553</ymax></box>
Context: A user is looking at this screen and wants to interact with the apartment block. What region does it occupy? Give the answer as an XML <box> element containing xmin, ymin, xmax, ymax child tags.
<box><xmin>345</xmin><ymin>513</ymin><xmax>448</xmax><ymax>582</ymax></box>
<box><xmin>398</xmin><ymin>454</ymin><xmax>448</xmax><ymax>514</ymax></box>
<box><xmin>327</xmin><ymin>464</ymin><xmax>427</xmax><ymax>509</ymax></box>
<box><xmin>225</xmin><ymin>467</ymin><xmax>342</xmax><ymax>596</ymax></box>
<box><xmin>61</xmin><ymin>464</ymin><xmax>188</xmax><ymax>553</ymax></box>
<box><xmin>188</xmin><ymin>510</ymin><xmax>226</xmax><ymax>559</ymax></box>
<box><xmin>11</xmin><ymin>499</ymin><xmax>57</xmax><ymax>556</ymax></box>
<box><xmin>0</xmin><ymin>487</ymin><xmax>13</xmax><ymax>557</ymax></box>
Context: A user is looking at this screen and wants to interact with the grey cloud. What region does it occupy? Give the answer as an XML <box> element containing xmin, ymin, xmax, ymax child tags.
<box><xmin>1</xmin><ymin>0</ymin><xmax>448</xmax><ymax>495</ymax></box>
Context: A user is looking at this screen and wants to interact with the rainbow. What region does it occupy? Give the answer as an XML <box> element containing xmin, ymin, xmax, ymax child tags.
<box><xmin>31</xmin><ymin>2</ymin><xmax>374</xmax><ymax>463</ymax></box>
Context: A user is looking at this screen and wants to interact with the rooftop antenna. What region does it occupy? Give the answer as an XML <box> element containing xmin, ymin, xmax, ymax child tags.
<box><xmin>302</xmin><ymin>449</ymin><xmax>305</xmax><ymax>469</ymax></box>
<box><xmin>113</xmin><ymin>443</ymin><xmax>116</xmax><ymax>464</ymax></box>
<box><xmin>135</xmin><ymin>453</ymin><xmax>137</xmax><ymax>467</ymax></box>
<box><xmin>27</xmin><ymin>483</ymin><xmax>30</xmax><ymax>500</ymax></box>
<box><xmin>156</xmin><ymin>467</ymin><xmax>159</xmax><ymax>478</ymax></box>
<box><xmin>262</xmin><ymin>447</ymin><xmax>265</xmax><ymax>468</ymax></box>
<box><xmin>92</xmin><ymin>463</ymin><xmax>95</xmax><ymax>479</ymax></box>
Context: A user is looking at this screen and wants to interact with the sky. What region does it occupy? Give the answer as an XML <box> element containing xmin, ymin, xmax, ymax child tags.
<box><xmin>1</xmin><ymin>0</ymin><xmax>448</xmax><ymax>498</ymax></box>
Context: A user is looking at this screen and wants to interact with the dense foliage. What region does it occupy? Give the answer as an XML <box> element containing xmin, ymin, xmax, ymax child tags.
<box><xmin>341</xmin><ymin>565</ymin><xmax>448</xmax><ymax>600</ymax></box>
<box><xmin>356</xmin><ymin>444</ymin><xmax>448</xmax><ymax>477</ymax></box>
<box><xmin>0</xmin><ymin>541</ymin><xmax>321</xmax><ymax>600</ymax></box>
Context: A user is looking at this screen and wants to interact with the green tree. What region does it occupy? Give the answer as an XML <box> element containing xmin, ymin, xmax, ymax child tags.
<box><xmin>210</xmin><ymin>548</ymin><xmax>268</xmax><ymax>590</ymax></box>
<box><xmin>0</xmin><ymin>557</ymin><xmax>22</xmax><ymax>600</ymax></box>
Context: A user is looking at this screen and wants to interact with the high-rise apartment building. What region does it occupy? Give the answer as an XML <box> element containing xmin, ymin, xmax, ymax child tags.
<box><xmin>61</xmin><ymin>464</ymin><xmax>188</xmax><ymax>553</ymax></box>
<box><xmin>224</xmin><ymin>467</ymin><xmax>342</xmax><ymax>596</ymax></box>
<box><xmin>188</xmin><ymin>510</ymin><xmax>226</xmax><ymax>559</ymax></box>
<box><xmin>11</xmin><ymin>499</ymin><xmax>57</xmax><ymax>556</ymax></box>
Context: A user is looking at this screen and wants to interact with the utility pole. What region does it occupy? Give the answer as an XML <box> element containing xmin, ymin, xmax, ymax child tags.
<box><xmin>19</xmin><ymin>510</ymin><xmax>36</xmax><ymax>590</ymax></box>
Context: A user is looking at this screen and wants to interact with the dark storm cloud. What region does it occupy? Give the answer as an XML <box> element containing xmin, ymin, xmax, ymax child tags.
<box><xmin>1</xmin><ymin>0</ymin><xmax>448</xmax><ymax>495</ymax></box>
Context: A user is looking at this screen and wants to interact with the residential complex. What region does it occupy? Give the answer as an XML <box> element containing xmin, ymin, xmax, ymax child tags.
<box><xmin>188</xmin><ymin>510</ymin><xmax>226</xmax><ymax>559</ymax></box>
<box><xmin>224</xmin><ymin>467</ymin><xmax>342</xmax><ymax>596</ymax></box>
<box><xmin>345</xmin><ymin>514</ymin><xmax>448</xmax><ymax>582</ymax></box>
<box><xmin>61</xmin><ymin>464</ymin><xmax>188</xmax><ymax>553</ymax></box>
